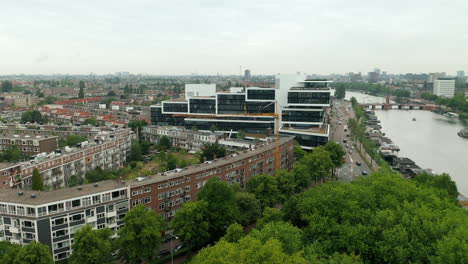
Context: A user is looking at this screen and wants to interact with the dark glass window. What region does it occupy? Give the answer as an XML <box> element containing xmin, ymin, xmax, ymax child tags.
<box><xmin>282</xmin><ymin>110</ymin><xmax>323</xmax><ymax>122</ymax></box>
<box><xmin>162</xmin><ymin>102</ymin><xmax>188</xmax><ymax>113</ymax></box>
<box><xmin>217</xmin><ymin>94</ymin><xmax>246</xmax><ymax>114</ymax></box>
<box><xmin>189</xmin><ymin>99</ymin><xmax>216</xmax><ymax>114</ymax></box>
<box><xmin>247</xmin><ymin>89</ymin><xmax>275</xmax><ymax>100</ymax></box>
<box><xmin>280</xmin><ymin>132</ymin><xmax>328</xmax><ymax>148</ymax></box>
<box><xmin>287</xmin><ymin>92</ymin><xmax>330</xmax><ymax>104</ymax></box>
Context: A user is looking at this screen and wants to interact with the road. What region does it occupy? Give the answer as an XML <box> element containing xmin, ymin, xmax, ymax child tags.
<box><xmin>329</xmin><ymin>99</ymin><xmax>371</xmax><ymax>182</ymax></box>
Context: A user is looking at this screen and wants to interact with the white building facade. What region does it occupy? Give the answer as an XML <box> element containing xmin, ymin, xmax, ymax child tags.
<box><xmin>433</xmin><ymin>78</ymin><xmax>455</xmax><ymax>98</ymax></box>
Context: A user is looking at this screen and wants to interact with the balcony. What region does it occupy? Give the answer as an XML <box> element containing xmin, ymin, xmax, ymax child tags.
<box><xmin>9</xmin><ymin>227</ymin><xmax>19</xmax><ymax>233</ymax></box>
<box><xmin>107</xmin><ymin>211</ymin><xmax>117</xmax><ymax>217</ymax></box>
<box><xmin>86</xmin><ymin>216</ymin><xmax>97</xmax><ymax>223</ymax></box>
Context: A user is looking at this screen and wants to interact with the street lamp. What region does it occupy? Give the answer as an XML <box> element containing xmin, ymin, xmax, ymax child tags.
<box><xmin>170</xmin><ymin>233</ymin><xmax>177</xmax><ymax>264</ymax></box>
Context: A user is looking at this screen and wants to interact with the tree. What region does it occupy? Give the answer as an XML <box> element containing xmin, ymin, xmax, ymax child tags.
<box><xmin>129</xmin><ymin>141</ymin><xmax>143</xmax><ymax>162</ymax></box>
<box><xmin>157</xmin><ymin>135</ymin><xmax>172</xmax><ymax>151</ymax></box>
<box><xmin>59</xmin><ymin>135</ymin><xmax>88</xmax><ymax>148</ymax></box>
<box><xmin>257</xmin><ymin>207</ymin><xmax>283</xmax><ymax>228</ymax></box>
<box><xmin>166</xmin><ymin>153</ymin><xmax>177</xmax><ymax>170</ymax></box>
<box><xmin>0</xmin><ymin>145</ymin><xmax>23</xmax><ymax>162</ymax></box>
<box><xmin>21</xmin><ymin>110</ymin><xmax>43</xmax><ymax>123</ymax></box>
<box><xmin>78</xmin><ymin>80</ymin><xmax>85</xmax><ymax>98</ymax></box>
<box><xmin>201</xmin><ymin>143</ymin><xmax>226</xmax><ymax>161</ymax></box>
<box><xmin>69</xmin><ymin>225</ymin><xmax>113</xmax><ymax>264</ymax></box>
<box><xmin>191</xmin><ymin>236</ymin><xmax>307</xmax><ymax>264</ymax></box>
<box><xmin>334</xmin><ymin>86</ymin><xmax>346</xmax><ymax>99</ymax></box>
<box><xmin>324</xmin><ymin>141</ymin><xmax>346</xmax><ymax>178</ymax></box>
<box><xmin>236</xmin><ymin>130</ymin><xmax>246</xmax><ymax>140</ymax></box>
<box><xmin>198</xmin><ymin>178</ymin><xmax>239</xmax><ymax>241</ymax></box>
<box><xmin>85</xmin><ymin>167</ymin><xmax>116</xmax><ymax>183</ymax></box>
<box><xmin>250</xmin><ymin>221</ymin><xmax>303</xmax><ymax>254</ymax></box>
<box><xmin>247</xmin><ymin>174</ymin><xmax>281</xmax><ymax>208</ymax></box>
<box><xmin>31</xmin><ymin>168</ymin><xmax>44</xmax><ymax>191</ymax></box>
<box><xmin>117</xmin><ymin>205</ymin><xmax>164</xmax><ymax>264</ymax></box>
<box><xmin>300</xmin><ymin>146</ymin><xmax>334</xmax><ymax>184</ymax></box>
<box><xmin>414</xmin><ymin>173</ymin><xmax>459</xmax><ymax>200</ymax></box>
<box><xmin>0</xmin><ymin>241</ymin><xmax>20</xmax><ymax>263</ymax></box>
<box><xmin>223</xmin><ymin>223</ymin><xmax>244</xmax><ymax>243</ymax></box>
<box><xmin>82</xmin><ymin>118</ymin><xmax>98</xmax><ymax>126</ymax></box>
<box><xmin>127</xmin><ymin>120</ymin><xmax>147</xmax><ymax>139</ymax></box>
<box><xmin>173</xmin><ymin>201</ymin><xmax>210</xmax><ymax>248</ymax></box>
<box><xmin>275</xmin><ymin>169</ymin><xmax>296</xmax><ymax>201</ymax></box>
<box><xmin>107</xmin><ymin>90</ymin><xmax>117</xmax><ymax>96</ymax></box>
<box><xmin>1</xmin><ymin>80</ymin><xmax>13</xmax><ymax>92</ymax></box>
<box><xmin>11</xmin><ymin>241</ymin><xmax>53</xmax><ymax>264</ymax></box>
<box><xmin>234</xmin><ymin>192</ymin><xmax>261</xmax><ymax>226</ymax></box>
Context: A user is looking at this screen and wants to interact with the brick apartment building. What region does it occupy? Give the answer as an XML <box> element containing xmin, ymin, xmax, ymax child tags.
<box><xmin>0</xmin><ymin>136</ymin><xmax>295</xmax><ymax>261</ymax></box>
<box><xmin>0</xmin><ymin>135</ymin><xmax>58</xmax><ymax>156</ymax></box>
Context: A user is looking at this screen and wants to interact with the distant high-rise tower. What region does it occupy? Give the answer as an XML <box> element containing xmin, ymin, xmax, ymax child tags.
<box><xmin>433</xmin><ymin>78</ymin><xmax>455</xmax><ymax>98</ymax></box>
<box><xmin>457</xmin><ymin>70</ymin><xmax>465</xmax><ymax>78</ymax></box>
<box><xmin>244</xmin><ymin>69</ymin><xmax>251</xmax><ymax>80</ymax></box>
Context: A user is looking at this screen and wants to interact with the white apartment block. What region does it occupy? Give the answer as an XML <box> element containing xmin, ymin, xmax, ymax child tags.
<box><xmin>433</xmin><ymin>78</ymin><xmax>455</xmax><ymax>98</ymax></box>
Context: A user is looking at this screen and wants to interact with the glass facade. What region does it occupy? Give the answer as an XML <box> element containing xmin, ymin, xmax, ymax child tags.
<box><xmin>162</xmin><ymin>102</ymin><xmax>188</xmax><ymax>113</ymax></box>
<box><xmin>189</xmin><ymin>98</ymin><xmax>216</xmax><ymax>114</ymax></box>
<box><xmin>287</xmin><ymin>92</ymin><xmax>330</xmax><ymax>104</ymax></box>
<box><xmin>280</xmin><ymin>132</ymin><xmax>328</xmax><ymax>148</ymax></box>
<box><xmin>217</xmin><ymin>94</ymin><xmax>246</xmax><ymax>114</ymax></box>
<box><xmin>185</xmin><ymin>120</ymin><xmax>273</xmax><ymax>134</ymax></box>
<box><xmin>247</xmin><ymin>89</ymin><xmax>275</xmax><ymax>100</ymax></box>
<box><xmin>282</xmin><ymin>110</ymin><xmax>323</xmax><ymax>123</ymax></box>
<box><xmin>151</xmin><ymin>107</ymin><xmax>185</xmax><ymax>126</ymax></box>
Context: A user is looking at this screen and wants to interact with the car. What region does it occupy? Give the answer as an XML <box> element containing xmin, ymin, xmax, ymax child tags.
<box><xmin>361</xmin><ymin>171</ymin><xmax>368</xmax><ymax>175</ymax></box>
<box><xmin>343</xmin><ymin>139</ymin><xmax>347</xmax><ymax>143</ymax></box>
<box><xmin>163</xmin><ymin>234</ymin><xmax>179</xmax><ymax>242</ymax></box>
<box><xmin>158</xmin><ymin>249</ymin><xmax>171</xmax><ymax>258</ymax></box>
<box><xmin>346</xmin><ymin>134</ymin><xmax>350</xmax><ymax>137</ymax></box>
<box><xmin>338</xmin><ymin>121</ymin><xmax>342</xmax><ymax>125</ymax></box>
<box><xmin>348</xmin><ymin>150</ymin><xmax>353</xmax><ymax>154</ymax></box>
<box><xmin>356</xmin><ymin>161</ymin><xmax>361</xmax><ymax>166</ymax></box>
<box><xmin>173</xmin><ymin>243</ymin><xmax>186</xmax><ymax>253</ymax></box>
<box><xmin>345</xmin><ymin>144</ymin><xmax>349</xmax><ymax>148</ymax></box>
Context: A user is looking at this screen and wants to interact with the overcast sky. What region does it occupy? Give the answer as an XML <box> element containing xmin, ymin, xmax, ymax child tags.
<box><xmin>1</xmin><ymin>0</ymin><xmax>467</xmax><ymax>75</ymax></box>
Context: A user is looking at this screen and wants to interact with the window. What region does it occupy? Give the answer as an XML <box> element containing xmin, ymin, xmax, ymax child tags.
<box><xmin>70</xmin><ymin>214</ymin><xmax>83</xmax><ymax>222</ymax></box>
<box><xmin>71</xmin><ymin>199</ymin><xmax>81</xmax><ymax>208</ymax></box>
<box><xmin>53</xmin><ymin>229</ymin><xmax>68</xmax><ymax>237</ymax></box>
<box><xmin>158</xmin><ymin>193</ymin><xmax>165</xmax><ymax>200</ymax></box>
<box><xmin>22</xmin><ymin>221</ymin><xmax>34</xmax><ymax>228</ymax></box>
<box><xmin>132</xmin><ymin>199</ymin><xmax>142</xmax><ymax>206</ymax></box>
<box><xmin>86</xmin><ymin>209</ymin><xmax>94</xmax><ymax>217</ymax></box>
<box><xmin>158</xmin><ymin>203</ymin><xmax>165</xmax><ymax>210</ymax></box>
<box><xmin>97</xmin><ymin>224</ymin><xmax>105</xmax><ymax>229</ymax></box>
<box><xmin>52</xmin><ymin>217</ymin><xmax>67</xmax><ymax>226</ymax></box>
<box><xmin>54</xmin><ymin>241</ymin><xmax>70</xmax><ymax>249</ymax></box>
<box><xmin>107</xmin><ymin>204</ymin><xmax>115</xmax><ymax>212</ymax></box>
<box><xmin>24</xmin><ymin>233</ymin><xmax>35</xmax><ymax>239</ymax></box>
<box><xmin>97</xmin><ymin>213</ymin><xmax>105</xmax><ymax>219</ymax></box>
<box><xmin>144</xmin><ymin>187</ymin><xmax>151</xmax><ymax>193</ymax></box>
<box><xmin>144</xmin><ymin>197</ymin><xmax>151</xmax><ymax>204</ymax></box>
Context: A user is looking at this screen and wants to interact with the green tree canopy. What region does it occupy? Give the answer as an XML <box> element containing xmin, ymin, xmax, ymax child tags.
<box><xmin>59</xmin><ymin>135</ymin><xmax>88</xmax><ymax>148</ymax></box>
<box><xmin>173</xmin><ymin>201</ymin><xmax>211</xmax><ymax>249</ymax></box>
<box><xmin>128</xmin><ymin>141</ymin><xmax>143</xmax><ymax>162</ymax></box>
<box><xmin>78</xmin><ymin>80</ymin><xmax>85</xmax><ymax>98</ymax></box>
<box><xmin>334</xmin><ymin>86</ymin><xmax>346</xmax><ymax>99</ymax></box>
<box><xmin>157</xmin><ymin>135</ymin><xmax>172</xmax><ymax>151</ymax></box>
<box><xmin>10</xmin><ymin>241</ymin><xmax>53</xmax><ymax>264</ymax></box>
<box><xmin>223</xmin><ymin>223</ymin><xmax>245</xmax><ymax>243</ymax></box>
<box><xmin>250</xmin><ymin>221</ymin><xmax>303</xmax><ymax>255</ymax></box>
<box><xmin>117</xmin><ymin>205</ymin><xmax>164</xmax><ymax>264</ymax></box>
<box><xmin>31</xmin><ymin>168</ymin><xmax>44</xmax><ymax>191</ymax></box>
<box><xmin>197</xmin><ymin>178</ymin><xmax>239</xmax><ymax>241</ymax></box>
<box><xmin>82</xmin><ymin>118</ymin><xmax>98</xmax><ymax>126</ymax></box>
<box><xmin>85</xmin><ymin>167</ymin><xmax>116</xmax><ymax>183</ymax></box>
<box><xmin>247</xmin><ymin>174</ymin><xmax>281</xmax><ymax>208</ymax></box>
<box><xmin>234</xmin><ymin>192</ymin><xmax>261</xmax><ymax>226</ymax></box>
<box><xmin>0</xmin><ymin>145</ymin><xmax>24</xmax><ymax>162</ymax></box>
<box><xmin>69</xmin><ymin>225</ymin><xmax>113</xmax><ymax>264</ymax></box>
<box><xmin>21</xmin><ymin>110</ymin><xmax>43</xmax><ymax>123</ymax></box>
<box><xmin>201</xmin><ymin>143</ymin><xmax>226</xmax><ymax>161</ymax></box>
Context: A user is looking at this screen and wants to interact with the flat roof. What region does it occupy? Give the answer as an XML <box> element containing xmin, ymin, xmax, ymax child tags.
<box><xmin>0</xmin><ymin>180</ymin><xmax>126</xmax><ymax>205</ymax></box>
<box><xmin>0</xmin><ymin>135</ymin><xmax>58</xmax><ymax>140</ymax></box>
<box><xmin>0</xmin><ymin>162</ymin><xmax>17</xmax><ymax>170</ymax></box>
<box><xmin>127</xmin><ymin>136</ymin><xmax>295</xmax><ymax>188</ymax></box>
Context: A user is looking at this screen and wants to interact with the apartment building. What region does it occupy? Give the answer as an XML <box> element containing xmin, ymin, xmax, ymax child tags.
<box><xmin>0</xmin><ymin>124</ymin><xmax>122</xmax><ymax>139</ymax></box>
<box><xmin>0</xmin><ymin>181</ymin><xmax>129</xmax><ymax>262</ymax></box>
<box><xmin>150</xmin><ymin>73</ymin><xmax>330</xmax><ymax>149</ymax></box>
<box><xmin>127</xmin><ymin>136</ymin><xmax>294</xmax><ymax>220</ymax></box>
<box><xmin>0</xmin><ymin>135</ymin><xmax>58</xmax><ymax>156</ymax></box>
<box><xmin>142</xmin><ymin>126</ymin><xmax>222</xmax><ymax>151</ymax></box>
<box><xmin>0</xmin><ymin>128</ymin><xmax>134</xmax><ymax>189</ymax></box>
<box><xmin>0</xmin><ymin>135</ymin><xmax>294</xmax><ymax>261</ymax></box>
<box><xmin>433</xmin><ymin>78</ymin><xmax>455</xmax><ymax>98</ymax></box>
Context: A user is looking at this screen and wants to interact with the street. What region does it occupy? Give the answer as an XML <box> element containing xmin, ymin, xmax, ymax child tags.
<box><xmin>329</xmin><ymin>99</ymin><xmax>371</xmax><ymax>182</ymax></box>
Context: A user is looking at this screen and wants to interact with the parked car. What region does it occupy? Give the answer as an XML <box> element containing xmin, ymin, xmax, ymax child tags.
<box><xmin>173</xmin><ymin>243</ymin><xmax>186</xmax><ymax>253</ymax></box>
<box><xmin>348</xmin><ymin>150</ymin><xmax>353</xmax><ymax>154</ymax></box>
<box><xmin>356</xmin><ymin>161</ymin><xmax>361</xmax><ymax>166</ymax></box>
<box><xmin>361</xmin><ymin>171</ymin><xmax>368</xmax><ymax>175</ymax></box>
<box><xmin>345</xmin><ymin>144</ymin><xmax>349</xmax><ymax>148</ymax></box>
<box><xmin>158</xmin><ymin>250</ymin><xmax>171</xmax><ymax>258</ymax></box>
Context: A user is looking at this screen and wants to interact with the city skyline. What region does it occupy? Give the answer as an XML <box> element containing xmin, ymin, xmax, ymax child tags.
<box><xmin>1</xmin><ymin>0</ymin><xmax>468</xmax><ymax>75</ymax></box>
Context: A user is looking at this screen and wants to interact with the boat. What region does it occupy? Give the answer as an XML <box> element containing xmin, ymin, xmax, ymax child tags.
<box><xmin>458</xmin><ymin>128</ymin><xmax>468</xmax><ymax>138</ymax></box>
<box><xmin>412</xmin><ymin>118</ymin><xmax>416</xmax><ymax>121</ymax></box>
<box><xmin>444</xmin><ymin>112</ymin><xmax>459</xmax><ymax>118</ymax></box>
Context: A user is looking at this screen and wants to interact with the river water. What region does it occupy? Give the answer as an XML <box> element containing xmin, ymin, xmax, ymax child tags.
<box><xmin>343</xmin><ymin>91</ymin><xmax>468</xmax><ymax>196</ymax></box>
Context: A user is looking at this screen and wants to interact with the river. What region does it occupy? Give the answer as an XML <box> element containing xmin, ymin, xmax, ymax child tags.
<box><xmin>343</xmin><ymin>90</ymin><xmax>468</xmax><ymax>195</ymax></box>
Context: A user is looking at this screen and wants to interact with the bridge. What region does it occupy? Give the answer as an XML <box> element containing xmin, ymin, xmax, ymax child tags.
<box><xmin>361</xmin><ymin>103</ymin><xmax>438</xmax><ymax>110</ymax></box>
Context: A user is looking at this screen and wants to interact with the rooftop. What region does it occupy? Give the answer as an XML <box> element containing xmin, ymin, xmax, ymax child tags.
<box><xmin>280</xmin><ymin>125</ymin><xmax>328</xmax><ymax>135</ymax></box>
<box><xmin>0</xmin><ymin>162</ymin><xmax>18</xmax><ymax>170</ymax></box>
<box><xmin>0</xmin><ymin>134</ymin><xmax>58</xmax><ymax>140</ymax></box>
<box><xmin>0</xmin><ymin>180</ymin><xmax>126</xmax><ymax>205</ymax></box>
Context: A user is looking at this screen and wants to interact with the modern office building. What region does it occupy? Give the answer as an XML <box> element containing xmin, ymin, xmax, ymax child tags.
<box><xmin>456</xmin><ymin>70</ymin><xmax>464</xmax><ymax>78</ymax></box>
<box><xmin>433</xmin><ymin>78</ymin><xmax>455</xmax><ymax>98</ymax></box>
<box><xmin>150</xmin><ymin>73</ymin><xmax>330</xmax><ymax>149</ymax></box>
<box><xmin>244</xmin><ymin>69</ymin><xmax>251</xmax><ymax>80</ymax></box>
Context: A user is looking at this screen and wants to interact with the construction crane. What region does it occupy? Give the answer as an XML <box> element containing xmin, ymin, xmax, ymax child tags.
<box><xmin>173</xmin><ymin>102</ymin><xmax>283</xmax><ymax>170</ymax></box>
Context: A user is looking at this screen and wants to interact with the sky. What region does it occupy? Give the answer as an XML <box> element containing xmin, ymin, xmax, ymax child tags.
<box><xmin>1</xmin><ymin>0</ymin><xmax>468</xmax><ymax>75</ymax></box>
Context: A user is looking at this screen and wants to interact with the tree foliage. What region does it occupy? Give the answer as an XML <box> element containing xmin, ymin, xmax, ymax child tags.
<box><xmin>234</xmin><ymin>192</ymin><xmax>261</xmax><ymax>225</ymax></box>
<box><xmin>78</xmin><ymin>80</ymin><xmax>85</xmax><ymax>98</ymax></box>
<box><xmin>117</xmin><ymin>205</ymin><xmax>163</xmax><ymax>264</ymax></box>
<box><xmin>250</xmin><ymin>221</ymin><xmax>303</xmax><ymax>255</ymax></box>
<box><xmin>21</xmin><ymin>110</ymin><xmax>43</xmax><ymax>123</ymax></box>
<box><xmin>69</xmin><ymin>225</ymin><xmax>113</xmax><ymax>264</ymax></box>
<box><xmin>1</xmin><ymin>80</ymin><xmax>13</xmax><ymax>92</ymax></box>
<box><xmin>223</xmin><ymin>223</ymin><xmax>245</xmax><ymax>243</ymax></box>
<box><xmin>334</xmin><ymin>85</ymin><xmax>346</xmax><ymax>99</ymax></box>
<box><xmin>7</xmin><ymin>241</ymin><xmax>53</xmax><ymax>264</ymax></box>
<box><xmin>172</xmin><ymin>201</ymin><xmax>211</xmax><ymax>249</ymax></box>
<box><xmin>31</xmin><ymin>168</ymin><xmax>44</xmax><ymax>191</ymax></box>
<box><xmin>59</xmin><ymin>135</ymin><xmax>87</xmax><ymax>148</ymax></box>
<box><xmin>128</xmin><ymin>141</ymin><xmax>143</xmax><ymax>162</ymax></box>
<box><xmin>157</xmin><ymin>135</ymin><xmax>172</xmax><ymax>151</ymax></box>
<box><xmin>85</xmin><ymin>167</ymin><xmax>116</xmax><ymax>183</ymax></box>
<box><xmin>0</xmin><ymin>145</ymin><xmax>24</xmax><ymax>162</ymax></box>
<box><xmin>200</xmin><ymin>143</ymin><xmax>226</xmax><ymax>161</ymax></box>
<box><xmin>82</xmin><ymin>118</ymin><xmax>98</xmax><ymax>126</ymax></box>
<box><xmin>247</xmin><ymin>174</ymin><xmax>281</xmax><ymax>208</ymax></box>
<box><xmin>197</xmin><ymin>178</ymin><xmax>239</xmax><ymax>241</ymax></box>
